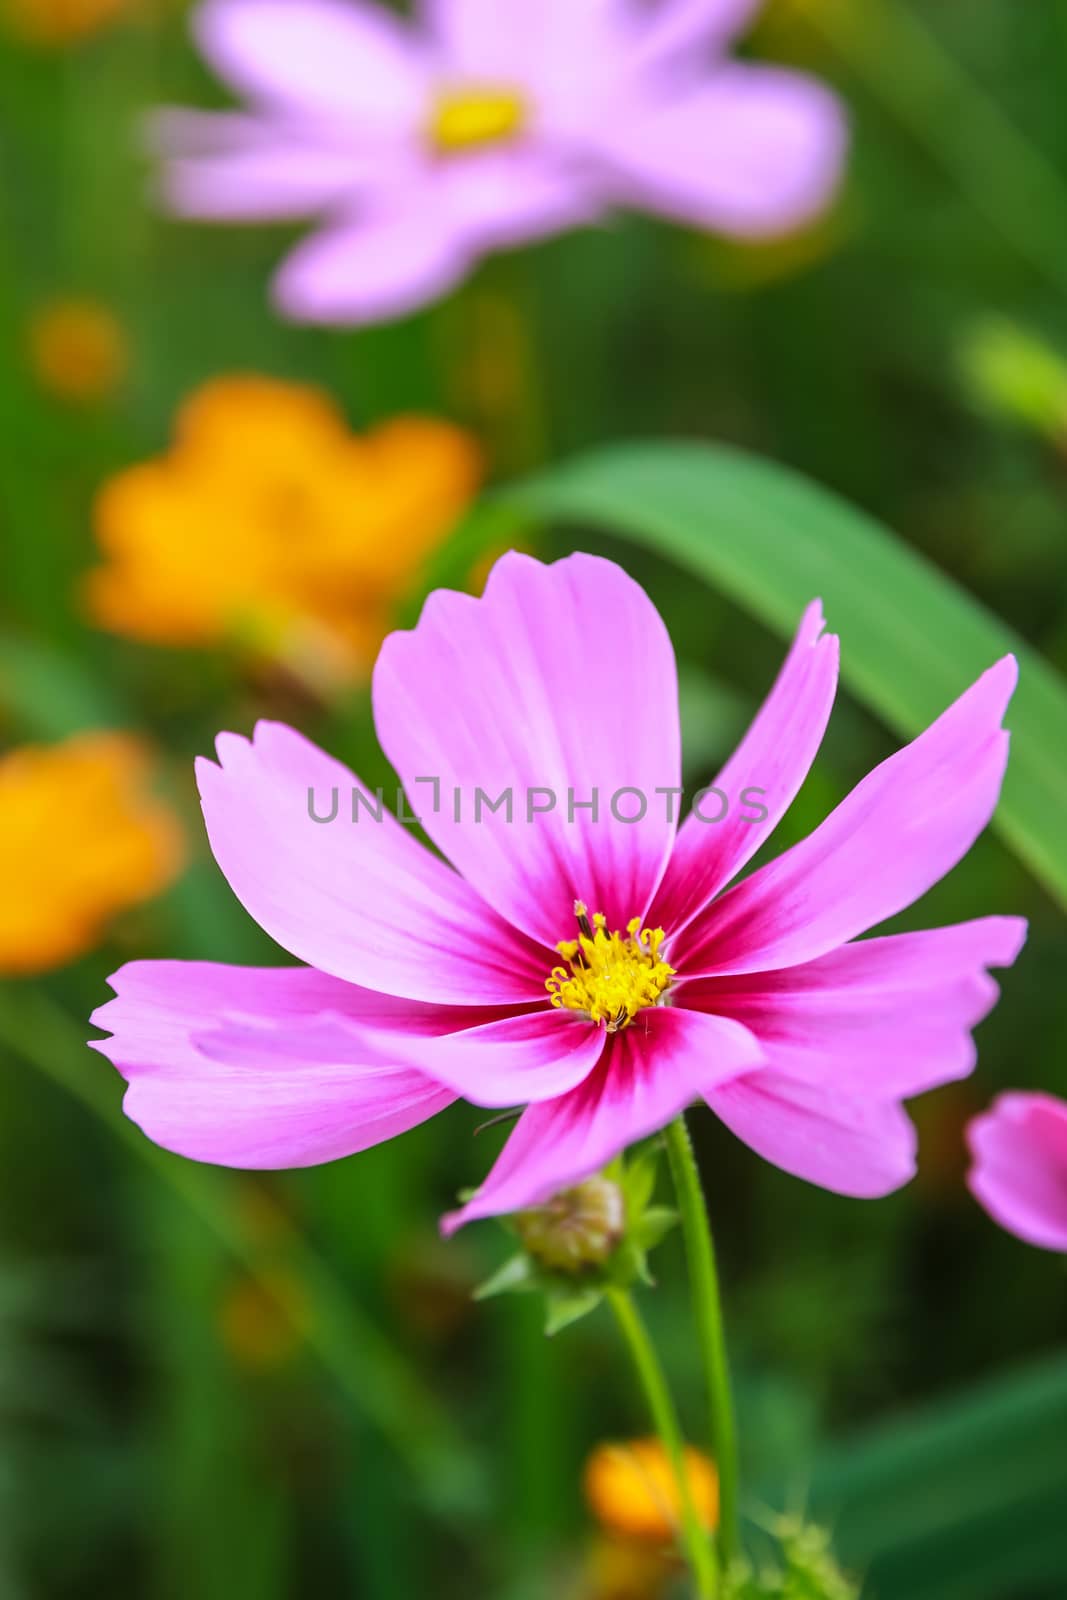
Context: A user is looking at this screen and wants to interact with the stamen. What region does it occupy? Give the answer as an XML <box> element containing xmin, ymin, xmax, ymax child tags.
<box><xmin>546</xmin><ymin>905</ymin><xmax>675</xmax><ymax>1031</ymax></box>
<box><xmin>574</xmin><ymin>899</ymin><xmax>594</xmax><ymax>942</ymax></box>
<box><xmin>430</xmin><ymin>87</ymin><xmax>527</xmax><ymax>154</ymax></box>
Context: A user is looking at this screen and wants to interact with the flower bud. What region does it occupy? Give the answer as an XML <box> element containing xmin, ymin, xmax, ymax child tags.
<box><xmin>514</xmin><ymin>1177</ymin><xmax>625</xmax><ymax>1274</ymax></box>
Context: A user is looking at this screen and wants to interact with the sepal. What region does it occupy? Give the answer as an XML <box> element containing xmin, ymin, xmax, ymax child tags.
<box><xmin>471</xmin><ymin>1139</ymin><xmax>679</xmax><ymax>1335</ymax></box>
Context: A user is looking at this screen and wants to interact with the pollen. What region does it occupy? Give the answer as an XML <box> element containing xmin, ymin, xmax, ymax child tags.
<box><xmin>546</xmin><ymin>902</ymin><xmax>675</xmax><ymax>1031</ymax></box>
<box><xmin>430</xmin><ymin>86</ymin><xmax>527</xmax><ymax>153</ymax></box>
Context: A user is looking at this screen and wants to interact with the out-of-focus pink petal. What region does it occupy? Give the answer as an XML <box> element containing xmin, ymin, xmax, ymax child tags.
<box><xmin>968</xmin><ymin>1093</ymin><xmax>1067</xmax><ymax>1252</ymax></box>
<box><xmin>271</xmin><ymin>152</ymin><xmax>595</xmax><ymax>325</ymax></box>
<box><xmin>683</xmin><ymin>657</ymin><xmax>1018</xmax><ymax>977</ymax></box>
<box><xmin>194</xmin><ymin>0</ymin><xmax>429</xmax><ymax>130</ymax></box>
<box><xmin>442</xmin><ymin>1007</ymin><xmax>762</xmax><ymax>1229</ymax></box>
<box><xmin>440</xmin><ymin>153</ymin><xmax>598</xmax><ymax>250</ymax></box>
<box><xmin>598</xmin><ymin>65</ymin><xmax>847</xmax><ymax>237</ymax></box>
<box><xmin>683</xmin><ymin>916</ymin><xmax>1027</xmax><ymax>1098</ymax></box>
<box><xmin>90</xmin><ymin>961</ymin><xmax>457</xmax><ymax>1168</ymax></box>
<box><xmin>423</xmin><ymin>0</ymin><xmax>633</xmax><ymax>124</ymax></box>
<box><xmin>631</xmin><ymin>0</ymin><xmax>763</xmax><ymax>65</ymax></box>
<box><xmin>373</xmin><ymin>553</ymin><xmax>681</xmax><ymax>949</ymax></box>
<box><xmin>150</xmin><ymin>110</ymin><xmax>374</xmax><ymax>220</ymax></box>
<box><xmin>707</xmin><ymin>1070</ymin><xmax>918</xmax><ymax>1197</ymax></box>
<box><xmin>652</xmin><ymin>601</ymin><xmax>838</xmax><ymax>937</ymax></box>
<box><xmin>146</xmin><ymin>107</ymin><xmax>268</xmax><ymax>157</ymax></box>
<box><xmin>228</xmin><ymin>1006</ymin><xmax>605</xmax><ymax>1108</ymax></box>
<box><xmin>424</xmin><ymin>0</ymin><xmax>552</xmax><ymax>72</ymax></box>
<box><xmin>272</xmin><ymin>203</ymin><xmax>473</xmax><ymax>324</ymax></box>
<box><xmin>196</xmin><ymin>721</ymin><xmax>549</xmax><ymax>1005</ymax></box>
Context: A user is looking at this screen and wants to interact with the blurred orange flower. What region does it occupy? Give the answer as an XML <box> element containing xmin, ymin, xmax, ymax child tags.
<box><xmin>0</xmin><ymin>732</ymin><xmax>182</xmax><ymax>975</ymax></box>
<box><xmin>578</xmin><ymin>1536</ymin><xmax>673</xmax><ymax>1600</ymax></box>
<box><xmin>5</xmin><ymin>0</ymin><xmax>129</xmax><ymax>46</ymax></box>
<box><xmin>583</xmin><ymin>1438</ymin><xmax>719</xmax><ymax>1545</ymax></box>
<box><xmin>84</xmin><ymin>376</ymin><xmax>483</xmax><ymax>688</ymax></box>
<box><xmin>27</xmin><ymin>298</ymin><xmax>128</xmax><ymax>404</ymax></box>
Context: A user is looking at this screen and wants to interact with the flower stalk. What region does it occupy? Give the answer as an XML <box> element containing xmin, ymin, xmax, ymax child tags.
<box><xmin>606</xmin><ymin>1286</ymin><xmax>718</xmax><ymax>1599</ymax></box>
<box><xmin>666</xmin><ymin>1115</ymin><xmax>741</xmax><ymax>1569</ymax></box>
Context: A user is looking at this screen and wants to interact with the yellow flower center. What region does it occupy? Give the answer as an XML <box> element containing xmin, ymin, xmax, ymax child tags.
<box><xmin>546</xmin><ymin>901</ymin><xmax>675</xmax><ymax>1032</ymax></box>
<box><xmin>430</xmin><ymin>86</ymin><xmax>527</xmax><ymax>153</ymax></box>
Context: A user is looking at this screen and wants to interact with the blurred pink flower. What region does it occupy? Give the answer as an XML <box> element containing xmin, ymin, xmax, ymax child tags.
<box><xmin>92</xmin><ymin>553</ymin><xmax>1025</xmax><ymax>1228</ymax></box>
<box><xmin>152</xmin><ymin>0</ymin><xmax>847</xmax><ymax>323</ymax></box>
<box><xmin>967</xmin><ymin>1093</ymin><xmax>1067</xmax><ymax>1252</ymax></box>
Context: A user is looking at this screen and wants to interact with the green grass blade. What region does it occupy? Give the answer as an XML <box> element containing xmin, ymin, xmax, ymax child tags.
<box><xmin>802</xmin><ymin>1354</ymin><xmax>1067</xmax><ymax>1600</ymax></box>
<box><xmin>509</xmin><ymin>441</ymin><xmax>1067</xmax><ymax>906</ymax></box>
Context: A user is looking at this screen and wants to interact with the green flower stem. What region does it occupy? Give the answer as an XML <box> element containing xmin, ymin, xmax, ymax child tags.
<box><xmin>606</xmin><ymin>1286</ymin><xmax>718</xmax><ymax>1598</ymax></box>
<box><xmin>665</xmin><ymin>1115</ymin><xmax>740</xmax><ymax>1568</ymax></box>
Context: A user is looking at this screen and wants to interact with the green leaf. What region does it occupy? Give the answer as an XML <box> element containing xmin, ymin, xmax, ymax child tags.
<box><xmin>472</xmin><ymin>1253</ymin><xmax>534</xmax><ymax>1302</ymax></box>
<box><xmin>509</xmin><ymin>442</ymin><xmax>1067</xmax><ymax>906</ymax></box>
<box><xmin>632</xmin><ymin>1207</ymin><xmax>680</xmax><ymax>1254</ymax></box>
<box><xmin>606</xmin><ymin>1237</ymin><xmax>654</xmax><ymax>1289</ymax></box>
<box><xmin>621</xmin><ymin>1140</ymin><xmax>662</xmax><ymax>1218</ymax></box>
<box><xmin>775</xmin><ymin>1352</ymin><xmax>1067</xmax><ymax>1600</ymax></box>
<box><xmin>543</xmin><ymin>1286</ymin><xmax>603</xmax><ymax>1337</ymax></box>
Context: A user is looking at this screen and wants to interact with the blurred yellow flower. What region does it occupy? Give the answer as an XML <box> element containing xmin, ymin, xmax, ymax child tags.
<box><xmin>84</xmin><ymin>376</ymin><xmax>483</xmax><ymax>686</ymax></box>
<box><xmin>27</xmin><ymin>298</ymin><xmax>128</xmax><ymax>404</ymax></box>
<box><xmin>5</xmin><ymin>0</ymin><xmax>129</xmax><ymax>46</ymax></box>
<box><xmin>583</xmin><ymin>1438</ymin><xmax>719</xmax><ymax>1545</ymax></box>
<box><xmin>0</xmin><ymin>732</ymin><xmax>182</xmax><ymax>975</ymax></box>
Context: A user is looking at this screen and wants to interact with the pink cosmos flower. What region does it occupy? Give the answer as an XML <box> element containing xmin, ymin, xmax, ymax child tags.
<box><xmin>967</xmin><ymin>1093</ymin><xmax>1067</xmax><ymax>1252</ymax></box>
<box><xmin>91</xmin><ymin>553</ymin><xmax>1026</xmax><ymax>1231</ymax></box>
<box><xmin>152</xmin><ymin>0</ymin><xmax>847</xmax><ymax>324</ymax></box>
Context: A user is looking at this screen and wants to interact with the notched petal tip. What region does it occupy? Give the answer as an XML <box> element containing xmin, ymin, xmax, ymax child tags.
<box><xmin>991</xmin><ymin>914</ymin><xmax>1029</xmax><ymax>967</ymax></box>
<box><xmin>197</xmin><ymin>721</ymin><xmax>298</xmax><ymax>796</ymax></box>
<box><xmin>799</xmin><ymin>595</ymin><xmax>829</xmax><ymax>644</ymax></box>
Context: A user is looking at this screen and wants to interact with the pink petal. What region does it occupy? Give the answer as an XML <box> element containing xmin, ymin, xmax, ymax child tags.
<box><xmin>598</xmin><ymin>64</ymin><xmax>847</xmax><ymax>237</ymax></box>
<box><xmin>272</xmin><ymin>153</ymin><xmax>595</xmax><ymax>325</ymax></box>
<box><xmin>382</xmin><ymin>1009</ymin><xmax>606</xmax><ymax>1107</ymax></box>
<box><xmin>373</xmin><ymin>553</ymin><xmax>681</xmax><ymax>950</ymax></box>
<box><xmin>194</xmin><ymin>0</ymin><xmax>429</xmax><ymax>130</ymax></box>
<box><xmin>652</xmin><ymin>600</ymin><xmax>838</xmax><ymax>937</ymax></box>
<box><xmin>707</xmin><ymin>1070</ymin><xmax>919</xmax><ymax>1197</ymax></box>
<box><xmin>683</xmin><ymin>657</ymin><xmax>1018</xmax><ymax>977</ymax></box>
<box><xmin>90</xmin><ymin>961</ymin><xmax>458</xmax><ymax>1168</ymax></box>
<box><xmin>968</xmin><ymin>1093</ymin><xmax>1067</xmax><ymax>1252</ymax></box>
<box><xmin>424</xmin><ymin>0</ymin><xmax>632</xmax><ymax>118</ymax></box>
<box><xmin>423</xmin><ymin>0</ymin><xmax>552</xmax><ymax>74</ymax></box>
<box><xmin>442</xmin><ymin>1006</ymin><xmax>762</xmax><ymax>1230</ymax></box>
<box><xmin>628</xmin><ymin>0</ymin><xmax>763</xmax><ymax>70</ymax></box>
<box><xmin>272</xmin><ymin>202</ymin><xmax>473</xmax><ymax>324</ymax></box>
<box><xmin>439</xmin><ymin>152</ymin><xmax>598</xmax><ymax>251</ymax></box>
<box><xmin>210</xmin><ymin>1006</ymin><xmax>605</xmax><ymax>1109</ymax></box>
<box><xmin>196</xmin><ymin>721</ymin><xmax>549</xmax><ymax>1005</ymax></box>
<box><xmin>150</xmin><ymin>111</ymin><xmax>374</xmax><ymax>221</ymax></box>
<box><xmin>682</xmin><ymin>916</ymin><xmax>1026</xmax><ymax>1098</ymax></box>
